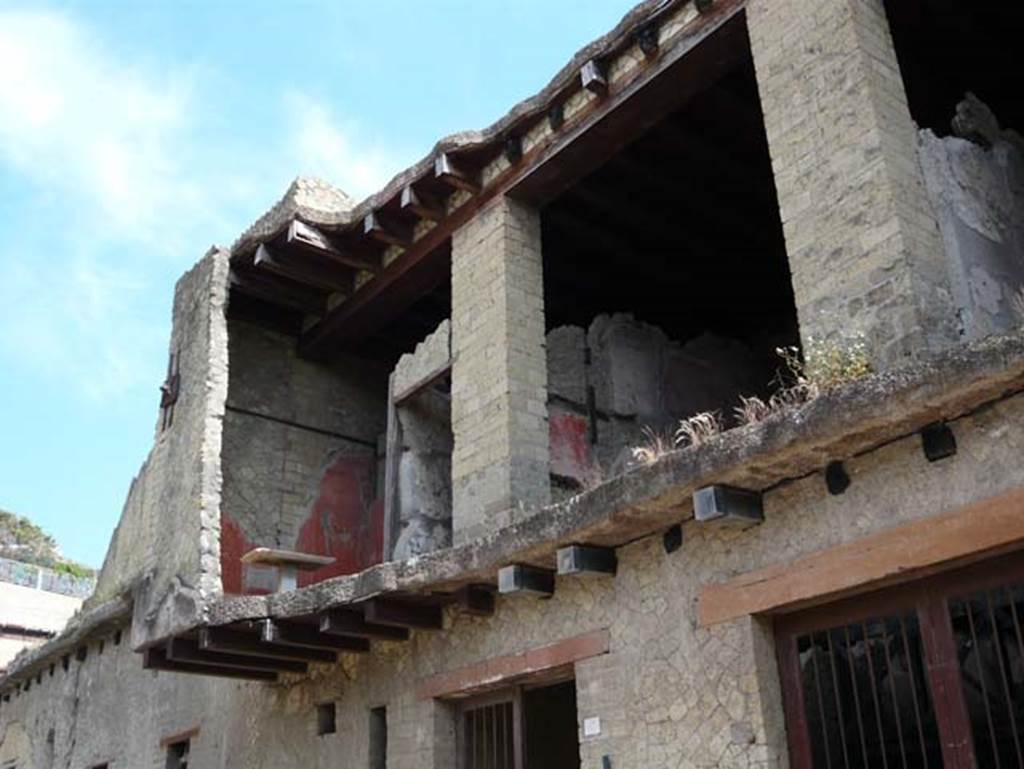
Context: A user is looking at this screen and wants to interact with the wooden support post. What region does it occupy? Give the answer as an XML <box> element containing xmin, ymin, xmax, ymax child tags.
<box><xmin>400</xmin><ymin>186</ymin><xmax>445</xmax><ymax>222</ymax></box>
<box><xmin>167</xmin><ymin>637</ymin><xmax>308</xmax><ymax>674</ymax></box>
<box><xmin>455</xmin><ymin>585</ymin><xmax>496</xmax><ymax>617</ymax></box>
<box><xmin>319</xmin><ymin>609</ymin><xmax>411</xmax><ymax>641</ymax></box>
<box><xmin>143</xmin><ymin>647</ymin><xmax>277</xmax><ymax>682</ymax></box>
<box><xmin>556</xmin><ymin>545</ymin><xmax>617</xmax><ymax>576</ymax></box>
<box><xmin>382</xmin><ymin>373</ymin><xmax>402</xmax><ymax>562</ymax></box>
<box><xmin>498</xmin><ymin>565</ymin><xmax>555</xmax><ymax>597</ymax></box>
<box><xmin>364</xmin><ymin>211</ymin><xmax>413</xmax><ymax>248</ymax></box>
<box><xmin>199</xmin><ymin>627</ymin><xmax>337</xmax><ymax>663</ymax></box>
<box><xmin>434</xmin><ymin>153</ymin><xmax>481</xmax><ymax>194</ymax></box>
<box><xmin>363</xmin><ymin>600</ymin><xmax>443</xmax><ymax>630</ymax></box>
<box><xmin>260</xmin><ymin>620</ymin><xmax>370</xmax><ymax>653</ymax></box>
<box><xmin>580</xmin><ymin>59</ymin><xmax>608</xmax><ymax>96</ymax></box>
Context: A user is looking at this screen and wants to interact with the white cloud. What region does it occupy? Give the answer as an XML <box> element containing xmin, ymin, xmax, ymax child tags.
<box><xmin>284</xmin><ymin>91</ymin><xmax>402</xmax><ymax>201</ymax></box>
<box><xmin>0</xmin><ymin>10</ymin><xmax>408</xmax><ymax>402</ymax></box>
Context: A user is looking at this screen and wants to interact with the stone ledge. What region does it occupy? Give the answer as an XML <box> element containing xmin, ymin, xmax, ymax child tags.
<box><xmin>205</xmin><ymin>330</ymin><xmax>1024</xmax><ymax>627</ymax></box>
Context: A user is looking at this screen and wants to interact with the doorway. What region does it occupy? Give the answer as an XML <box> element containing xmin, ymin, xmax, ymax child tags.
<box><xmin>458</xmin><ymin>679</ymin><xmax>581</xmax><ymax>769</ymax></box>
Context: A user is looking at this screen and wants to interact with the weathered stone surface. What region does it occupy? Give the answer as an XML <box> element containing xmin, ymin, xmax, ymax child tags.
<box><xmin>393</xmin><ymin>320</ymin><xmax>451</xmax><ymax>399</ymax></box>
<box><xmin>546</xmin><ymin>325</ymin><xmax>588</xmax><ymax>406</ymax></box>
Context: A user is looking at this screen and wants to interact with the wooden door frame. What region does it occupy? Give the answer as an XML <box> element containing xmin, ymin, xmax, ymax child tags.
<box><xmin>774</xmin><ymin>550</ymin><xmax>1024</xmax><ymax>769</ymax></box>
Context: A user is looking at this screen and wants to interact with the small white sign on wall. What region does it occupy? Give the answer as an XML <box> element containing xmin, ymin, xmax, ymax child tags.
<box><xmin>583</xmin><ymin>716</ymin><xmax>602</xmax><ymax>738</ymax></box>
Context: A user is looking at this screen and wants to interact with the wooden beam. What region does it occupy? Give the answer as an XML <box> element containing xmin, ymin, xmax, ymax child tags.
<box><xmin>166</xmin><ymin>637</ymin><xmax>308</xmax><ymax>674</ymax></box>
<box><xmin>400</xmin><ymin>186</ymin><xmax>445</xmax><ymax>222</ymax></box>
<box><xmin>693</xmin><ymin>485</ymin><xmax>764</xmax><ymax>525</ymax></box>
<box><xmin>255</xmin><ymin>243</ymin><xmax>353</xmax><ymax>294</ymax></box>
<box><xmin>698</xmin><ymin>485</ymin><xmax>1024</xmax><ymax>627</ymax></box>
<box><xmin>580</xmin><ymin>59</ymin><xmax>608</xmax><ymax>96</ymax></box>
<box><xmin>319</xmin><ymin>609</ymin><xmax>411</xmax><ymax>641</ymax></box>
<box><xmin>364</xmin><ymin>211</ymin><xmax>413</xmax><ymax>248</ymax></box>
<box><xmin>199</xmin><ymin>627</ymin><xmax>337</xmax><ymax>663</ymax></box>
<box><xmin>498</xmin><ymin>565</ymin><xmax>555</xmax><ymax>597</ymax></box>
<box><xmin>636</xmin><ymin>24</ymin><xmax>660</xmax><ymax>58</ymax></box>
<box><xmin>434</xmin><ymin>153</ymin><xmax>480</xmax><ymax>194</ymax></box>
<box><xmin>287</xmin><ymin>219</ymin><xmax>379</xmax><ymax>272</ymax></box>
<box><xmin>362</xmin><ymin>600</ymin><xmax>443</xmax><ymax>630</ymax></box>
<box><xmin>556</xmin><ymin>545</ymin><xmax>618</xmax><ymax>576</ymax></box>
<box><xmin>455</xmin><ymin>585</ymin><xmax>496</xmax><ymax>617</ymax></box>
<box><xmin>548</xmin><ymin>102</ymin><xmax>565</xmax><ymax>131</ymax></box>
<box><xmin>260</xmin><ymin>620</ymin><xmax>370</xmax><ymax>653</ymax></box>
<box><xmin>230</xmin><ymin>267</ymin><xmax>325</xmax><ymax>316</ymax></box>
<box><xmin>143</xmin><ymin>647</ymin><xmax>277</xmax><ymax>682</ymax></box>
<box><xmin>391</xmin><ymin>359</ymin><xmax>453</xmax><ymax>406</ymax></box>
<box><xmin>504</xmin><ymin>136</ymin><xmax>523</xmax><ymax>164</ymax></box>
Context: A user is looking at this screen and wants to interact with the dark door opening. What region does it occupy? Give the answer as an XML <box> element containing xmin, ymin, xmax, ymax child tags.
<box><xmin>776</xmin><ymin>551</ymin><xmax>1024</xmax><ymax>768</ymax></box>
<box><xmin>458</xmin><ymin>678</ymin><xmax>580</xmax><ymax>769</ymax></box>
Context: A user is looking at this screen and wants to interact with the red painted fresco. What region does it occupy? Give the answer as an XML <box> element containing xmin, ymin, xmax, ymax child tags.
<box><xmin>294</xmin><ymin>454</ymin><xmax>383</xmax><ymax>588</ymax></box>
<box><xmin>549</xmin><ymin>408</ymin><xmax>593</xmax><ymax>483</ymax></box>
<box><xmin>220</xmin><ymin>453</ymin><xmax>385</xmax><ymax>595</ymax></box>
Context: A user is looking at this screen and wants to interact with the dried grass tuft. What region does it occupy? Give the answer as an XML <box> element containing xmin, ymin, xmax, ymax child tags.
<box><xmin>631</xmin><ymin>427</ymin><xmax>674</xmax><ymax>466</ymax></box>
<box><xmin>1012</xmin><ymin>286</ymin><xmax>1024</xmax><ymax>324</ymax></box>
<box><xmin>674</xmin><ymin>411</ymin><xmax>723</xmax><ymax>448</ymax></box>
<box><xmin>734</xmin><ymin>395</ymin><xmax>772</xmax><ymax>427</ymax></box>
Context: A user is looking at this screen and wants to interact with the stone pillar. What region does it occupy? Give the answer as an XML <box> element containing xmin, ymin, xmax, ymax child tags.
<box><xmin>450</xmin><ymin>196</ymin><xmax>550</xmax><ymax>543</ymax></box>
<box><xmin>748</xmin><ymin>0</ymin><xmax>958</xmax><ymax>368</ymax></box>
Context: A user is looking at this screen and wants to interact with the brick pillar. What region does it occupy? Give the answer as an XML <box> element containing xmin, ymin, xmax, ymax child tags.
<box><xmin>450</xmin><ymin>196</ymin><xmax>550</xmax><ymax>543</ymax></box>
<box><xmin>748</xmin><ymin>0</ymin><xmax>957</xmax><ymax>368</ymax></box>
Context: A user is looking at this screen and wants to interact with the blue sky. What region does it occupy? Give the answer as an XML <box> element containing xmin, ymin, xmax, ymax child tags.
<box><xmin>0</xmin><ymin>0</ymin><xmax>635</xmax><ymax>567</ymax></box>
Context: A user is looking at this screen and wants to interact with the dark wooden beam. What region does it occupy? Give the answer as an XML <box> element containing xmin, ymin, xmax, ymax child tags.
<box><xmin>400</xmin><ymin>186</ymin><xmax>445</xmax><ymax>222</ymax></box>
<box><xmin>319</xmin><ymin>609</ymin><xmax>411</xmax><ymax>641</ymax></box>
<box><xmin>434</xmin><ymin>153</ymin><xmax>481</xmax><ymax>194</ymax></box>
<box><xmin>230</xmin><ymin>267</ymin><xmax>325</xmax><ymax>316</ymax></box>
<box><xmin>504</xmin><ymin>136</ymin><xmax>523</xmax><ymax>164</ymax></box>
<box><xmin>364</xmin><ymin>211</ymin><xmax>413</xmax><ymax>248</ymax></box>
<box><xmin>455</xmin><ymin>585</ymin><xmax>496</xmax><ymax>617</ymax></box>
<box><xmin>556</xmin><ymin>545</ymin><xmax>618</xmax><ymax>576</ymax></box>
<box><xmin>362</xmin><ymin>600</ymin><xmax>443</xmax><ymax>630</ymax></box>
<box><xmin>580</xmin><ymin>59</ymin><xmax>608</xmax><ymax>96</ymax></box>
<box><xmin>199</xmin><ymin>627</ymin><xmax>337</xmax><ymax>663</ymax></box>
<box><xmin>636</xmin><ymin>24</ymin><xmax>660</xmax><ymax>58</ymax></box>
<box><xmin>143</xmin><ymin>647</ymin><xmax>277</xmax><ymax>682</ymax></box>
<box><xmin>166</xmin><ymin>637</ymin><xmax>308</xmax><ymax>674</ymax></box>
<box><xmin>254</xmin><ymin>244</ymin><xmax>353</xmax><ymax>294</ymax></box>
<box><xmin>498</xmin><ymin>565</ymin><xmax>555</xmax><ymax>597</ymax></box>
<box><xmin>549</xmin><ymin>102</ymin><xmax>565</xmax><ymax>131</ymax></box>
<box><xmin>260</xmin><ymin>620</ymin><xmax>370</xmax><ymax>652</ymax></box>
<box><xmin>287</xmin><ymin>220</ymin><xmax>379</xmax><ymax>272</ymax></box>
<box><xmin>510</xmin><ymin>4</ymin><xmax>746</xmax><ymax>205</ymax></box>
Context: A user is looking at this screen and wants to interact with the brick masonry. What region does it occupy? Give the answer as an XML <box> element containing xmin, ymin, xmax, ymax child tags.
<box><xmin>450</xmin><ymin>196</ymin><xmax>551</xmax><ymax>544</ymax></box>
<box><xmin>748</xmin><ymin>0</ymin><xmax>959</xmax><ymax>369</ymax></box>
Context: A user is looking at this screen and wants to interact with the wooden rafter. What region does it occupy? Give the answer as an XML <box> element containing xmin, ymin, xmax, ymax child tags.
<box><xmin>287</xmin><ymin>220</ymin><xmax>379</xmax><ymax>272</ymax></box>
<box><xmin>254</xmin><ymin>244</ymin><xmax>353</xmax><ymax>294</ymax></box>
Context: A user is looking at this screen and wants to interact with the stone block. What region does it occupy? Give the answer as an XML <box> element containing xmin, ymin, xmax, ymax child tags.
<box><xmin>587</xmin><ymin>313</ymin><xmax>666</xmax><ymax>419</ymax></box>
<box><xmin>546</xmin><ymin>325</ymin><xmax>588</xmax><ymax>406</ymax></box>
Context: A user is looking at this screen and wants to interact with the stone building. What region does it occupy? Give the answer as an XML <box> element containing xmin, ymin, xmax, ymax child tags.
<box><xmin>2</xmin><ymin>0</ymin><xmax>1024</xmax><ymax>766</ymax></box>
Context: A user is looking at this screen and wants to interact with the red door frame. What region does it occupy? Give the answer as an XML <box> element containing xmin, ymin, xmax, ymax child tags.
<box><xmin>775</xmin><ymin>549</ymin><xmax>1024</xmax><ymax>768</ymax></box>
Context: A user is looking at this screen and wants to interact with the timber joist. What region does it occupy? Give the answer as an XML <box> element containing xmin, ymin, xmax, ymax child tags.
<box><xmin>223</xmin><ymin>0</ymin><xmax>741</xmax><ymax>359</ymax></box>
<box><xmin>147</xmin><ymin>589</ymin><xmax>497</xmax><ymax>683</ymax></box>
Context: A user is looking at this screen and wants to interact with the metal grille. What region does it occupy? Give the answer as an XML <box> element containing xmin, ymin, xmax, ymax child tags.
<box><xmin>463</xmin><ymin>700</ymin><xmax>516</xmax><ymax>769</ymax></box>
<box><xmin>949</xmin><ymin>584</ymin><xmax>1024</xmax><ymax>768</ymax></box>
<box><xmin>795</xmin><ymin>613</ymin><xmax>942</xmax><ymax>768</ymax></box>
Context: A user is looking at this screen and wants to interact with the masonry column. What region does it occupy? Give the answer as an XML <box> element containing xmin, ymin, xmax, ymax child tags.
<box><xmin>748</xmin><ymin>0</ymin><xmax>957</xmax><ymax>368</ymax></box>
<box><xmin>450</xmin><ymin>195</ymin><xmax>550</xmax><ymax>543</ymax></box>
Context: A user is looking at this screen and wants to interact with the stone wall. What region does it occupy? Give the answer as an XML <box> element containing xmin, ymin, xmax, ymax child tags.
<box><xmin>548</xmin><ymin>314</ymin><xmax>773</xmax><ymax>490</ymax></box>
<box><xmin>90</xmin><ymin>249</ymin><xmax>230</xmax><ymax>647</ymax></box>
<box><xmin>451</xmin><ymin>197</ymin><xmax>550</xmax><ymax>543</ymax></box>
<box><xmin>220</xmin><ymin>318</ymin><xmax>388</xmax><ymax>591</ymax></box>
<box><xmin>6</xmin><ymin>381</ymin><xmax>1023</xmax><ymax>769</ymax></box>
<box><xmin>919</xmin><ymin>95</ymin><xmax>1024</xmax><ymax>342</ymax></box>
<box><xmin>748</xmin><ymin>0</ymin><xmax>958</xmax><ymax>368</ymax></box>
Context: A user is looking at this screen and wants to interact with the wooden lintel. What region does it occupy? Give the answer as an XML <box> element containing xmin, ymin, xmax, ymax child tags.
<box><xmin>580</xmin><ymin>59</ymin><xmax>608</xmax><ymax>96</ymax></box>
<box><xmin>434</xmin><ymin>153</ymin><xmax>481</xmax><ymax>194</ymax></box>
<box><xmin>392</xmin><ymin>359</ymin><xmax>453</xmax><ymax>407</ymax></box>
<box><xmin>400</xmin><ymin>186</ymin><xmax>445</xmax><ymax>222</ymax></box>
<box><xmin>255</xmin><ymin>243</ymin><xmax>353</xmax><ymax>294</ymax></box>
<box><xmin>698</xmin><ymin>485</ymin><xmax>1024</xmax><ymax>627</ymax></box>
<box><xmin>260</xmin><ymin>620</ymin><xmax>370</xmax><ymax>653</ymax></box>
<box><xmin>363</xmin><ymin>600</ymin><xmax>443</xmax><ymax>630</ymax></box>
<box><xmin>166</xmin><ymin>637</ymin><xmax>308</xmax><ymax>674</ymax></box>
<box><xmin>287</xmin><ymin>219</ymin><xmax>379</xmax><ymax>272</ymax></box>
<box><xmin>364</xmin><ymin>210</ymin><xmax>413</xmax><ymax>248</ymax></box>
<box><xmin>319</xmin><ymin>609</ymin><xmax>411</xmax><ymax>641</ymax></box>
<box><xmin>199</xmin><ymin>627</ymin><xmax>337</xmax><ymax>663</ymax></box>
<box><xmin>143</xmin><ymin>647</ymin><xmax>277</xmax><ymax>682</ymax></box>
<box><xmin>455</xmin><ymin>585</ymin><xmax>496</xmax><ymax>617</ymax></box>
<box><xmin>229</xmin><ymin>267</ymin><xmax>325</xmax><ymax>317</ymax></box>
